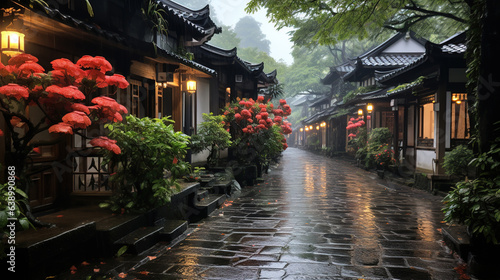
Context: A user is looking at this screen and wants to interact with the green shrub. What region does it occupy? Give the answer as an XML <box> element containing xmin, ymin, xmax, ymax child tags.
<box><xmin>1</xmin><ymin>180</ymin><xmax>31</xmax><ymax>259</ymax></box>
<box><xmin>190</xmin><ymin>113</ymin><xmax>232</xmax><ymax>167</ymax></box>
<box><xmin>100</xmin><ymin>115</ymin><xmax>190</xmax><ymax>213</ymax></box>
<box><xmin>443</xmin><ymin>145</ymin><xmax>474</xmax><ymax>178</ymax></box>
<box><xmin>365</xmin><ymin>127</ymin><xmax>393</xmax><ymax>169</ymax></box>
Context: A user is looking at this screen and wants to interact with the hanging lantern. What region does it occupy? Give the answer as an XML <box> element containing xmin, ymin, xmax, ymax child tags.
<box><xmin>1</xmin><ymin>30</ymin><xmax>25</xmax><ymax>57</ymax></box>
<box><xmin>186</xmin><ymin>78</ymin><xmax>197</xmax><ymax>94</ymax></box>
<box><xmin>357</xmin><ymin>108</ymin><xmax>363</xmax><ymax>116</ymax></box>
<box><xmin>300</xmin><ymin>128</ymin><xmax>304</xmax><ymax>132</ymax></box>
<box><xmin>367</xmin><ymin>103</ymin><xmax>373</xmax><ymax>114</ymax></box>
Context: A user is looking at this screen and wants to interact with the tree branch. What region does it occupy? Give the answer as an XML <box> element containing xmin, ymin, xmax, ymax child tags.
<box><xmin>402</xmin><ymin>3</ymin><xmax>466</xmax><ymax>23</ymax></box>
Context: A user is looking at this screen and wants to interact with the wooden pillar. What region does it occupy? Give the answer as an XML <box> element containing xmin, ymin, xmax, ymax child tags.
<box><xmin>435</xmin><ymin>66</ymin><xmax>448</xmax><ymax>174</ymax></box>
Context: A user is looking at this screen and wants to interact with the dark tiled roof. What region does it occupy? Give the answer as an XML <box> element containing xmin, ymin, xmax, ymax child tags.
<box><xmin>441</xmin><ymin>43</ymin><xmax>466</xmax><ymax>54</ymax></box>
<box><xmin>199</xmin><ymin>44</ymin><xmax>237</xmax><ymax>58</ymax></box>
<box><xmin>40</xmin><ymin>6</ymin><xmax>126</xmax><ymax>44</ymax></box>
<box><xmin>375</xmin><ymin>54</ymin><xmax>427</xmax><ymax>82</ymax></box>
<box><xmin>361</xmin><ymin>54</ymin><xmax>422</xmax><ymax>68</ymax></box>
<box><xmin>309</xmin><ymin>96</ymin><xmax>330</xmax><ymax>107</ymax></box>
<box><xmin>159</xmin><ymin>0</ymin><xmax>221</xmax><ymax>36</ymax></box>
<box><xmin>157</xmin><ymin>48</ymin><xmax>216</xmax><ymax>76</ymax></box>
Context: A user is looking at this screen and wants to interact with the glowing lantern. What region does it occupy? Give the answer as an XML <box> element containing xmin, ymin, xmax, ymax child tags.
<box><xmin>1</xmin><ymin>31</ymin><xmax>25</xmax><ymax>56</ymax></box>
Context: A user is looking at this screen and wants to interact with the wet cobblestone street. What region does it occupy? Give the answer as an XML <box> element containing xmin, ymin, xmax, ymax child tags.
<box><xmin>128</xmin><ymin>148</ymin><xmax>461</xmax><ymax>279</ymax></box>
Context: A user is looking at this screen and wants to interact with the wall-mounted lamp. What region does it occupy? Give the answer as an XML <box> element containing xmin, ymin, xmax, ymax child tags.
<box><xmin>1</xmin><ymin>30</ymin><xmax>24</xmax><ymax>57</ymax></box>
<box><xmin>300</xmin><ymin>128</ymin><xmax>304</xmax><ymax>132</ymax></box>
<box><xmin>320</xmin><ymin>121</ymin><xmax>326</xmax><ymax>128</ymax></box>
<box><xmin>316</xmin><ymin>125</ymin><xmax>320</xmax><ymax>130</ymax></box>
<box><xmin>367</xmin><ymin>103</ymin><xmax>373</xmax><ymax>114</ymax></box>
<box><xmin>305</xmin><ymin>127</ymin><xmax>309</xmax><ymax>131</ymax></box>
<box><xmin>452</xmin><ymin>93</ymin><xmax>466</xmax><ymax>105</ymax></box>
<box><xmin>309</xmin><ymin>125</ymin><xmax>313</xmax><ymax>130</ymax></box>
<box><xmin>357</xmin><ymin>108</ymin><xmax>363</xmax><ymax>116</ymax></box>
<box><xmin>186</xmin><ymin>78</ymin><xmax>197</xmax><ymax>94</ymax></box>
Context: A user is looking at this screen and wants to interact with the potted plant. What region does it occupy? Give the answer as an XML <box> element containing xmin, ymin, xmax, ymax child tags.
<box><xmin>190</xmin><ymin>113</ymin><xmax>232</xmax><ymax>169</ymax></box>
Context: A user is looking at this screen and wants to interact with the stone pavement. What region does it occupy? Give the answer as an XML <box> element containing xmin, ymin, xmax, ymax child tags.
<box><xmin>78</xmin><ymin>148</ymin><xmax>465</xmax><ymax>279</ymax></box>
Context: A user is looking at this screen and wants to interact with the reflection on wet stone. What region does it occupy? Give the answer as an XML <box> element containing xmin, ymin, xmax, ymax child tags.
<box><xmin>131</xmin><ymin>148</ymin><xmax>461</xmax><ymax>279</ymax></box>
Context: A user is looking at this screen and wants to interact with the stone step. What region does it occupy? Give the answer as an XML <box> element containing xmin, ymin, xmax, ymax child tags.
<box><xmin>160</xmin><ymin>219</ymin><xmax>189</xmax><ymax>241</ymax></box>
<box><xmin>95</xmin><ymin>214</ymin><xmax>145</xmax><ymax>256</ymax></box>
<box><xmin>196</xmin><ymin>189</ymin><xmax>209</xmax><ymax>201</ymax></box>
<box><xmin>441</xmin><ymin>225</ymin><xmax>470</xmax><ymax>261</ymax></box>
<box><xmin>191</xmin><ymin>194</ymin><xmax>226</xmax><ymax>221</ymax></box>
<box><xmin>114</xmin><ymin>226</ymin><xmax>163</xmax><ymax>255</ymax></box>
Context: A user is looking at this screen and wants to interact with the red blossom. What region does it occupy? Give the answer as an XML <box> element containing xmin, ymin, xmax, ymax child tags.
<box><xmin>0</xmin><ymin>62</ymin><xmax>10</xmax><ymax>76</ymax></box>
<box><xmin>0</xmin><ymin>84</ymin><xmax>29</xmax><ymax>100</ymax></box>
<box><xmin>173</xmin><ymin>157</ymin><xmax>178</xmax><ymax>164</ymax></box>
<box><xmin>247</xmin><ymin>118</ymin><xmax>253</xmax><ymax>123</ymax></box>
<box><xmin>62</xmin><ymin>111</ymin><xmax>91</xmax><ymax>129</ymax></box>
<box><xmin>76</xmin><ymin>55</ymin><xmax>112</xmax><ymax>73</ymax></box>
<box><xmin>18</xmin><ymin>61</ymin><xmax>45</xmax><ymax>77</ymax></box>
<box><xmin>234</xmin><ymin>113</ymin><xmax>242</xmax><ymax>121</ymax></box>
<box><xmin>0</xmin><ymin>129</ymin><xmax>3</xmax><ymax>136</ymax></box>
<box><xmin>279</xmin><ymin>99</ymin><xmax>287</xmax><ymax>105</ymax></box>
<box><xmin>348</xmin><ymin>133</ymin><xmax>357</xmax><ymax>137</ymax></box>
<box><xmin>71</xmin><ymin>103</ymin><xmax>91</xmax><ymax>114</ymax></box>
<box><xmin>46</xmin><ymin>85</ymin><xmax>85</xmax><ymax>100</ymax></box>
<box><xmin>49</xmin><ymin>123</ymin><xmax>74</xmax><ymax>134</ymax></box>
<box><xmin>33</xmin><ymin>147</ymin><xmax>41</xmax><ymax>154</ymax></box>
<box><xmin>92</xmin><ymin>96</ymin><xmax>126</xmax><ymax>113</ymax></box>
<box><xmin>10</xmin><ymin>116</ymin><xmax>22</xmax><ymax>127</ymax></box>
<box><xmin>241</xmin><ymin>109</ymin><xmax>252</xmax><ymax>119</ymax></box>
<box><xmin>257</xmin><ymin>96</ymin><xmax>264</xmax><ymax>102</ymax></box>
<box><xmin>260</xmin><ymin>112</ymin><xmax>269</xmax><ymax>119</ymax></box>
<box><xmin>8</xmin><ymin>54</ymin><xmax>38</xmax><ymax>67</ymax></box>
<box><xmin>90</xmin><ymin>136</ymin><xmax>121</xmax><ymax>154</ymax></box>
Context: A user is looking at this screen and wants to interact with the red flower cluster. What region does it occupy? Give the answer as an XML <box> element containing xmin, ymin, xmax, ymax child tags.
<box><xmin>0</xmin><ymin>53</ymin><xmax>130</xmax><ymax>155</ymax></box>
<box><xmin>224</xmin><ymin>97</ymin><xmax>292</xmax><ymax>151</ymax></box>
<box><xmin>90</xmin><ymin>136</ymin><xmax>121</xmax><ymax>154</ymax></box>
<box><xmin>346</xmin><ymin>116</ymin><xmax>366</xmax><ymax>139</ymax></box>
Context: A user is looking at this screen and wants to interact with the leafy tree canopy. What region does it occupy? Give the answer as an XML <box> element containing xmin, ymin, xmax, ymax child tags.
<box><xmin>246</xmin><ymin>0</ymin><xmax>468</xmax><ymax>46</ymax></box>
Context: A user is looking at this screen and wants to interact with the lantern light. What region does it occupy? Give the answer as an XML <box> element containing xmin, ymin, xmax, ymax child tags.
<box><xmin>1</xmin><ymin>31</ymin><xmax>25</xmax><ymax>57</ymax></box>
<box><xmin>186</xmin><ymin>78</ymin><xmax>197</xmax><ymax>94</ymax></box>
<box><xmin>309</xmin><ymin>125</ymin><xmax>313</xmax><ymax>130</ymax></box>
<box><xmin>316</xmin><ymin>126</ymin><xmax>320</xmax><ymax>130</ymax></box>
<box><xmin>357</xmin><ymin>109</ymin><xmax>363</xmax><ymax>116</ymax></box>
<box><xmin>305</xmin><ymin>127</ymin><xmax>309</xmax><ymax>131</ymax></box>
<box><xmin>300</xmin><ymin>128</ymin><xmax>304</xmax><ymax>132</ymax></box>
<box><xmin>367</xmin><ymin>103</ymin><xmax>373</xmax><ymax>113</ymax></box>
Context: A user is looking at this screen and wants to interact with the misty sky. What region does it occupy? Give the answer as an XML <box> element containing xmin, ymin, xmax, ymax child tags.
<box><xmin>209</xmin><ymin>0</ymin><xmax>294</xmax><ymax>65</ymax></box>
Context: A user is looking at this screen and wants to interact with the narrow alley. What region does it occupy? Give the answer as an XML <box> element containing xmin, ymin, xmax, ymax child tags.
<box><xmin>121</xmin><ymin>148</ymin><xmax>461</xmax><ymax>280</ymax></box>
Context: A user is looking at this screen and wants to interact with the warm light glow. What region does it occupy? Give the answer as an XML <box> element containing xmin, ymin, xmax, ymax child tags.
<box><xmin>367</xmin><ymin>103</ymin><xmax>373</xmax><ymax>113</ymax></box>
<box><xmin>309</xmin><ymin>125</ymin><xmax>313</xmax><ymax>130</ymax></box>
<box><xmin>456</xmin><ymin>100</ymin><xmax>462</xmax><ymax>104</ymax></box>
<box><xmin>358</xmin><ymin>109</ymin><xmax>363</xmax><ymax>115</ymax></box>
<box><xmin>316</xmin><ymin>126</ymin><xmax>320</xmax><ymax>130</ymax></box>
<box><xmin>305</xmin><ymin>127</ymin><xmax>309</xmax><ymax>131</ymax></box>
<box><xmin>226</xmin><ymin>87</ymin><xmax>231</xmax><ymax>94</ymax></box>
<box><xmin>300</xmin><ymin>128</ymin><xmax>304</xmax><ymax>132</ymax></box>
<box><xmin>452</xmin><ymin>93</ymin><xmax>467</xmax><ymax>104</ymax></box>
<box><xmin>186</xmin><ymin>79</ymin><xmax>197</xmax><ymax>93</ymax></box>
<box><xmin>1</xmin><ymin>31</ymin><xmax>25</xmax><ymax>57</ymax></box>
<box><xmin>320</xmin><ymin>121</ymin><xmax>326</xmax><ymax>127</ymax></box>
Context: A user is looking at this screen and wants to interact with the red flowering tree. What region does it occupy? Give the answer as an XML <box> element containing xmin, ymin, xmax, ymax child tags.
<box><xmin>223</xmin><ymin>96</ymin><xmax>292</xmax><ymax>168</ymax></box>
<box><xmin>0</xmin><ymin>54</ymin><xmax>128</xmax><ymax>225</ymax></box>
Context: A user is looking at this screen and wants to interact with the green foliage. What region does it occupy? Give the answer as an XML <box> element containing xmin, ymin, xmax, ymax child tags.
<box><xmin>443</xmin><ymin>178</ymin><xmax>500</xmax><ymax>244</ymax></box>
<box><xmin>443</xmin><ymin>131</ymin><xmax>500</xmax><ymax>244</ymax></box>
<box><xmin>101</xmin><ymin>115</ymin><xmax>190</xmax><ymax>213</ymax></box>
<box><xmin>246</xmin><ymin>0</ymin><xmax>467</xmax><ymax>47</ymax></box>
<box><xmin>443</xmin><ymin>145</ymin><xmax>474</xmax><ymax>178</ymax></box>
<box><xmin>190</xmin><ymin>113</ymin><xmax>232</xmax><ymax>167</ymax></box>
<box><xmin>0</xmin><ymin>180</ymin><xmax>32</xmax><ymax>259</ymax></box>
<box><xmin>209</xmin><ymin>25</ymin><xmax>242</xmax><ymax>50</ymax></box>
<box><xmin>348</xmin><ymin>127</ymin><xmax>367</xmax><ymax>159</ymax></box>
<box><xmin>343</xmin><ymin>85</ymin><xmax>378</xmax><ymax>104</ymax></box>
<box><xmin>387</xmin><ymin>76</ymin><xmax>426</xmax><ymax>94</ymax></box>
<box><xmin>365</xmin><ymin>128</ymin><xmax>393</xmax><ymax>169</ymax></box>
<box><xmin>142</xmin><ymin>0</ymin><xmax>169</xmax><ymax>40</ymax></box>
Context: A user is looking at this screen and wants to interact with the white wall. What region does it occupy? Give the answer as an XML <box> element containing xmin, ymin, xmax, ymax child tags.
<box><xmin>382</xmin><ymin>37</ymin><xmax>426</xmax><ymax>54</ymax></box>
<box><xmin>416</xmin><ymin>149</ymin><xmax>436</xmax><ymax>172</ymax></box>
<box><xmin>191</xmin><ymin>78</ymin><xmax>212</xmax><ymax>164</ymax></box>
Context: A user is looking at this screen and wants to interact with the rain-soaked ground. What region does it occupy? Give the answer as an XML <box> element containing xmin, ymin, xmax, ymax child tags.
<box><xmin>65</xmin><ymin>147</ymin><xmax>465</xmax><ymax>279</ymax></box>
